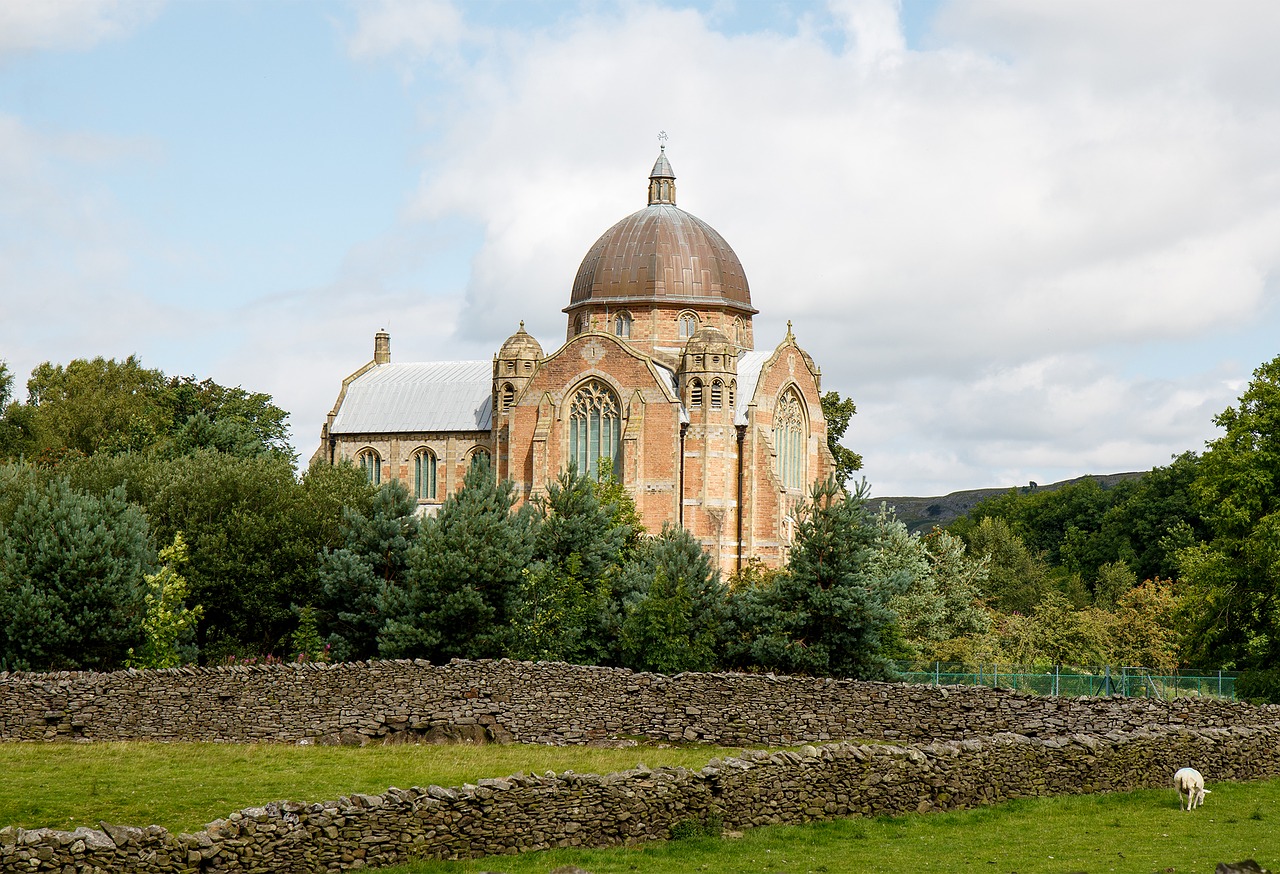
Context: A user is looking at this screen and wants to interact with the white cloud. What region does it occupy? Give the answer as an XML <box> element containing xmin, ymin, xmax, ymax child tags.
<box><xmin>7</xmin><ymin>1</ymin><xmax>1277</xmax><ymax>497</ymax></box>
<box><xmin>0</xmin><ymin>0</ymin><xmax>162</xmax><ymax>57</ymax></box>
<box><xmin>346</xmin><ymin>0</ymin><xmax>469</xmax><ymax>63</ymax></box>
<box><xmin>351</xmin><ymin>0</ymin><xmax>1280</xmax><ymax>493</ymax></box>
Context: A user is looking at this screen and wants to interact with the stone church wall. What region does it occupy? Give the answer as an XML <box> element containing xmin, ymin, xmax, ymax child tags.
<box><xmin>0</xmin><ymin>659</ymin><xmax>1275</xmax><ymax>746</ymax></box>
<box><xmin>4</xmin><ymin>725</ymin><xmax>1279</xmax><ymax>873</ymax></box>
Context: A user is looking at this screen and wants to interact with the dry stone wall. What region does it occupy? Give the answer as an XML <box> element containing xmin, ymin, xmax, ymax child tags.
<box><xmin>0</xmin><ymin>658</ymin><xmax>1275</xmax><ymax>746</ymax></box>
<box><xmin>4</xmin><ymin>725</ymin><xmax>1280</xmax><ymax>873</ymax></box>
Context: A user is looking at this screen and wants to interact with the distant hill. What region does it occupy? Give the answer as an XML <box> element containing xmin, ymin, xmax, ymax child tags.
<box><xmin>873</xmin><ymin>471</ymin><xmax>1146</xmax><ymax>534</ymax></box>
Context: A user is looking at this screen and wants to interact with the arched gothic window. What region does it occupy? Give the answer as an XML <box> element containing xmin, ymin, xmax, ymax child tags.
<box><xmin>689</xmin><ymin>378</ymin><xmax>703</xmax><ymax>408</ymax></box>
<box><xmin>568</xmin><ymin>379</ymin><xmax>622</xmax><ymax>480</ymax></box>
<box><xmin>358</xmin><ymin>449</ymin><xmax>381</xmax><ymax>485</ymax></box>
<box><xmin>728</xmin><ymin>379</ymin><xmax>737</xmax><ymax>411</ymax></box>
<box><xmin>414</xmin><ymin>449</ymin><xmax>437</xmax><ymax>500</ymax></box>
<box><xmin>710</xmin><ymin>379</ymin><xmax>723</xmax><ymax>410</ymax></box>
<box><xmin>678</xmin><ymin>312</ymin><xmax>699</xmax><ymax>338</ymax></box>
<box><xmin>733</xmin><ymin>317</ymin><xmax>745</xmax><ymax>345</ymax></box>
<box><xmin>470</xmin><ymin>448</ymin><xmax>491</xmax><ymax>470</ymax></box>
<box><xmin>576</xmin><ymin>314</ymin><xmax>589</xmax><ymax>335</ymax></box>
<box><xmin>775</xmin><ymin>390</ymin><xmax>807</xmax><ymax>491</ymax></box>
<box><xmin>501</xmin><ymin>382</ymin><xmax>515</xmax><ymax>411</ymax></box>
<box><xmin>614</xmin><ymin>312</ymin><xmax>632</xmax><ymax>338</ymax></box>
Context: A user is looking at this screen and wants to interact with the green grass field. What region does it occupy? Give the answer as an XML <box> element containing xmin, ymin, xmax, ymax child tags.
<box><xmin>1</xmin><ymin>741</ymin><xmax>1275</xmax><ymax>874</ymax></box>
<box><xmin>0</xmin><ymin>741</ymin><xmax>734</xmax><ymax>834</ymax></box>
<box><xmin>392</xmin><ymin>781</ymin><xmax>1280</xmax><ymax>874</ymax></box>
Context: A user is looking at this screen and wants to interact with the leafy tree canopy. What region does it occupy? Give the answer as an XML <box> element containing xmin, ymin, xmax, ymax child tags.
<box><xmin>1177</xmin><ymin>355</ymin><xmax>1280</xmax><ymax>669</ymax></box>
<box><xmin>5</xmin><ymin>356</ymin><xmax>292</xmax><ymax>461</ymax></box>
<box><xmin>820</xmin><ymin>391</ymin><xmax>863</xmax><ymax>486</ymax></box>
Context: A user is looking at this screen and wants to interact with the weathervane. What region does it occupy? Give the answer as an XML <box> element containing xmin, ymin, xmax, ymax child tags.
<box><xmin>658</xmin><ymin>130</ymin><xmax>668</xmax><ymax>150</ymax></box>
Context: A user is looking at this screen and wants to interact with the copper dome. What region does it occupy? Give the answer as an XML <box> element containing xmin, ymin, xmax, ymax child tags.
<box><xmin>567</xmin><ymin>150</ymin><xmax>756</xmax><ymax>314</ymax></box>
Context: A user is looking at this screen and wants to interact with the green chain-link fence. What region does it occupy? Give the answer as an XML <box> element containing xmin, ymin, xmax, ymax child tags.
<box><xmin>892</xmin><ymin>662</ymin><xmax>1237</xmax><ymax>700</ymax></box>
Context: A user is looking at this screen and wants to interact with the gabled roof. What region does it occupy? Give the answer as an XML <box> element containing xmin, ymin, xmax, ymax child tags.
<box><xmin>329</xmin><ymin>361</ymin><xmax>492</xmax><ymax>434</ymax></box>
<box><xmin>735</xmin><ymin>350</ymin><xmax>770</xmax><ymax>425</ymax></box>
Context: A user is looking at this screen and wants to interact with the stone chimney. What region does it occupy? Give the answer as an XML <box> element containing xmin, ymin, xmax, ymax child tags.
<box><xmin>374</xmin><ymin>329</ymin><xmax>391</xmax><ymax>365</ymax></box>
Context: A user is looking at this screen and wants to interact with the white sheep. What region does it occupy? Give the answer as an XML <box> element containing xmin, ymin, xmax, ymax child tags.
<box><xmin>1174</xmin><ymin>767</ymin><xmax>1210</xmax><ymax>810</ymax></box>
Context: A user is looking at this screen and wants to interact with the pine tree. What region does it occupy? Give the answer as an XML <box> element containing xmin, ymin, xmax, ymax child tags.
<box><xmin>316</xmin><ymin>479</ymin><xmax>419</xmax><ymax>661</ymax></box>
<box><xmin>616</xmin><ymin>524</ymin><xmax>724</xmax><ymax>672</ymax></box>
<box><xmin>509</xmin><ymin>466</ymin><xmax>631</xmax><ymax>664</ymax></box>
<box><xmin>378</xmin><ymin>457</ymin><xmax>534</xmax><ymax>661</ymax></box>
<box><xmin>728</xmin><ymin>477</ymin><xmax>908</xmax><ymax>679</ymax></box>
<box><xmin>0</xmin><ymin>476</ymin><xmax>152</xmax><ymax>670</ymax></box>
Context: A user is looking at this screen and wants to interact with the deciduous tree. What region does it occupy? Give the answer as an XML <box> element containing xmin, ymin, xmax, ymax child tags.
<box><xmin>820</xmin><ymin>391</ymin><xmax>863</xmax><ymax>486</ymax></box>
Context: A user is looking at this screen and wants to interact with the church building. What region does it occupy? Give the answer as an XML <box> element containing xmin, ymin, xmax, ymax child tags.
<box><xmin>314</xmin><ymin>149</ymin><xmax>835</xmax><ymax>572</ymax></box>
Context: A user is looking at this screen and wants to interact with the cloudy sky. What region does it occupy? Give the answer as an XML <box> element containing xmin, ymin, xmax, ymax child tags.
<box><xmin>2</xmin><ymin>0</ymin><xmax>1278</xmax><ymax>498</ymax></box>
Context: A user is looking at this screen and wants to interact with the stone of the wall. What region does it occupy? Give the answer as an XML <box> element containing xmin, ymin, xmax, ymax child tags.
<box><xmin>1</xmin><ymin>659</ymin><xmax>1275</xmax><ymax>746</ymax></box>
<box><xmin>4</xmin><ymin>725</ymin><xmax>1279</xmax><ymax>874</ymax></box>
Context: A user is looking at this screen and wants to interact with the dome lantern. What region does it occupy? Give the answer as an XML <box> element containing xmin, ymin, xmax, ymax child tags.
<box><xmin>648</xmin><ymin>146</ymin><xmax>676</xmax><ymax>205</ymax></box>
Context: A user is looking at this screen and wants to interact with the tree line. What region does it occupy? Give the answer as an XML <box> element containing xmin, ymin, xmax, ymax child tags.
<box><xmin>2</xmin><ymin>353</ymin><xmax>1280</xmax><ymax>701</ymax></box>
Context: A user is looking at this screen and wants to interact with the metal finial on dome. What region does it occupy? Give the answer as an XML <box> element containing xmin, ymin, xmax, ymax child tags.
<box><xmin>519</xmin><ymin>320</ymin><xmax>525</xmax><ymax>332</ymax></box>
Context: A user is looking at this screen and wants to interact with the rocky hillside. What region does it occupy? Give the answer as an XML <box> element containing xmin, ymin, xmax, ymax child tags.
<box><xmin>874</xmin><ymin>471</ymin><xmax>1145</xmax><ymax>534</ymax></box>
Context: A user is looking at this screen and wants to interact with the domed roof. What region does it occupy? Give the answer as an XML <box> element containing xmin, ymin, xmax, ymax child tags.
<box><xmin>684</xmin><ymin>325</ymin><xmax>733</xmax><ymax>351</ymax></box>
<box><xmin>498</xmin><ymin>321</ymin><xmax>543</xmax><ymax>359</ymax></box>
<box><xmin>567</xmin><ymin>150</ymin><xmax>756</xmax><ymax>314</ymax></box>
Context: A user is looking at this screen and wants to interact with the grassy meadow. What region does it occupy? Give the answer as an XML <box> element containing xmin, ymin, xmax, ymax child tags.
<box><xmin>1</xmin><ymin>741</ymin><xmax>1276</xmax><ymax>874</ymax></box>
<box><xmin>0</xmin><ymin>741</ymin><xmax>734</xmax><ymax>835</ymax></box>
<box><xmin>394</xmin><ymin>779</ymin><xmax>1280</xmax><ymax>874</ymax></box>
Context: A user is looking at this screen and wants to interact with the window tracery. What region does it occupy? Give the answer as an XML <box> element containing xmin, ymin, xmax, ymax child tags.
<box><xmin>774</xmin><ymin>390</ymin><xmax>807</xmax><ymax>491</ymax></box>
<box><xmin>568</xmin><ymin>379</ymin><xmax>622</xmax><ymax>479</ymax></box>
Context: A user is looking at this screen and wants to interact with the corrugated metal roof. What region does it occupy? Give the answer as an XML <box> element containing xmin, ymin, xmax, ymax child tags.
<box><xmin>330</xmin><ymin>361</ymin><xmax>492</xmax><ymax>434</ymax></box>
<box><xmin>735</xmin><ymin>351</ymin><xmax>770</xmax><ymax>425</ymax></box>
